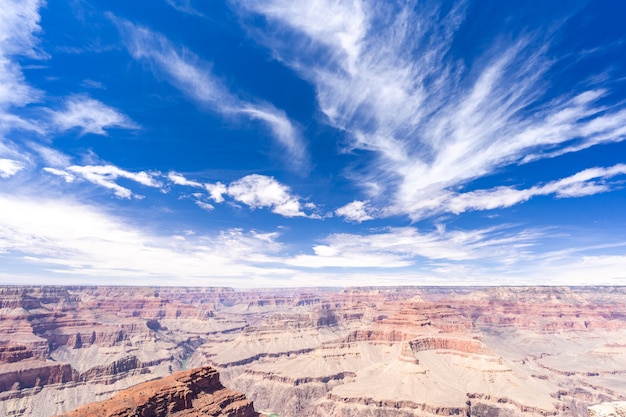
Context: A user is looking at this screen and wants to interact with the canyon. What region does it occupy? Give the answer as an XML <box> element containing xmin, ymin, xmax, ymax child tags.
<box><xmin>0</xmin><ymin>286</ymin><xmax>625</xmax><ymax>416</ymax></box>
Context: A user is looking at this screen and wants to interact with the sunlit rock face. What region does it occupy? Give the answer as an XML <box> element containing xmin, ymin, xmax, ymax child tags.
<box><xmin>1</xmin><ymin>286</ymin><xmax>626</xmax><ymax>417</ymax></box>
<box><xmin>53</xmin><ymin>366</ymin><xmax>259</xmax><ymax>417</ymax></box>
<box><xmin>589</xmin><ymin>401</ymin><xmax>626</xmax><ymax>417</ymax></box>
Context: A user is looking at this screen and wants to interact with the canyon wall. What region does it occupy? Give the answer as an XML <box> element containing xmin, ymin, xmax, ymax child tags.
<box><xmin>1</xmin><ymin>286</ymin><xmax>625</xmax><ymax>416</ymax></box>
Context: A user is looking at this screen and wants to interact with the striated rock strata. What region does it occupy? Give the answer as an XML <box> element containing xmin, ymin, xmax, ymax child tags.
<box><xmin>54</xmin><ymin>366</ymin><xmax>259</xmax><ymax>417</ymax></box>
<box><xmin>2</xmin><ymin>286</ymin><xmax>626</xmax><ymax>417</ymax></box>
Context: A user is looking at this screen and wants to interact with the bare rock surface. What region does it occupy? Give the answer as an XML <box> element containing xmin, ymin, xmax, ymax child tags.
<box><xmin>589</xmin><ymin>401</ymin><xmax>626</xmax><ymax>416</ymax></box>
<box><xmin>54</xmin><ymin>366</ymin><xmax>259</xmax><ymax>417</ymax></box>
<box><xmin>1</xmin><ymin>286</ymin><xmax>626</xmax><ymax>416</ymax></box>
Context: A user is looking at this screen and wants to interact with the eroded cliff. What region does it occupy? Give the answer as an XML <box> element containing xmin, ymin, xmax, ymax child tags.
<box><xmin>54</xmin><ymin>366</ymin><xmax>259</xmax><ymax>417</ymax></box>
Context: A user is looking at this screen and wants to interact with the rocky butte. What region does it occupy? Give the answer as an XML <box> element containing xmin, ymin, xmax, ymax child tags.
<box><xmin>0</xmin><ymin>286</ymin><xmax>625</xmax><ymax>416</ymax></box>
<box><xmin>53</xmin><ymin>366</ymin><xmax>258</xmax><ymax>417</ymax></box>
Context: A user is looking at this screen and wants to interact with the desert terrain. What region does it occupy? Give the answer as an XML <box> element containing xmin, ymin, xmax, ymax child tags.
<box><xmin>1</xmin><ymin>286</ymin><xmax>625</xmax><ymax>416</ymax></box>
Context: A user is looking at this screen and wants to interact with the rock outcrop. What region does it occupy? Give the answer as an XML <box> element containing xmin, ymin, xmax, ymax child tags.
<box><xmin>589</xmin><ymin>401</ymin><xmax>626</xmax><ymax>417</ymax></box>
<box><xmin>54</xmin><ymin>366</ymin><xmax>259</xmax><ymax>417</ymax></box>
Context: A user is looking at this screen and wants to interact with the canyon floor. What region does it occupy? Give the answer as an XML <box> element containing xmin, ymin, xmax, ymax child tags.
<box><xmin>1</xmin><ymin>286</ymin><xmax>625</xmax><ymax>417</ymax></box>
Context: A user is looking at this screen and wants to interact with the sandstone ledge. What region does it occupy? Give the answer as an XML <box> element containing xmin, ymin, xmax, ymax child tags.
<box><xmin>54</xmin><ymin>366</ymin><xmax>259</xmax><ymax>417</ymax></box>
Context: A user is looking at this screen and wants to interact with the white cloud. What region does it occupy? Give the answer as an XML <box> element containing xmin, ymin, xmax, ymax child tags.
<box><xmin>226</xmin><ymin>174</ymin><xmax>310</xmax><ymax>217</ymax></box>
<box><xmin>0</xmin><ymin>110</ymin><xmax>44</xmax><ymax>134</ymax></box>
<box><xmin>285</xmin><ymin>225</ymin><xmax>541</xmax><ymax>269</ymax></box>
<box><xmin>0</xmin><ymin>0</ymin><xmax>44</xmax><ymax>109</ymax></box>
<box><xmin>205</xmin><ymin>181</ymin><xmax>227</xmax><ymax>203</ymax></box>
<box><xmin>44</xmin><ymin>164</ymin><xmax>162</xmax><ymax>198</ymax></box>
<box><xmin>547</xmin><ymin>164</ymin><xmax>626</xmax><ymax>197</ymax></box>
<box><xmin>166</xmin><ymin>0</ymin><xmax>204</xmax><ymax>17</ymax></box>
<box><xmin>0</xmin><ymin>158</ymin><xmax>24</xmax><ymax>177</ymax></box>
<box><xmin>241</xmin><ymin>0</ymin><xmax>367</xmax><ymax>73</ymax></box>
<box><xmin>168</xmin><ymin>171</ymin><xmax>202</xmax><ymax>187</ymax></box>
<box><xmin>335</xmin><ymin>200</ymin><xmax>374</xmax><ymax>222</ymax></box>
<box><xmin>111</xmin><ymin>15</ymin><xmax>307</xmax><ymax>168</ymax></box>
<box><xmin>28</xmin><ymin>142</ymin><xmax>71</xmax><ymax>167</ymax></box>
<box><xmin>202</xmin><ymin>175</ymin><xmax>318</xmax><ymax>218</ymax></box>
<box><xmin>0</xmin><ymin>0</ymin><xmax>45</xmax><ymax>153</ymax></box>
<box><xmin>239</xmin><ymin>105</ymin><xmax>305</xmax><ymax>162</ymax></box>
<box><xmin>50</xmin><ymin>95</ymin><xmax>138</xmax><ymax>135</ymax></box>
<box><xmin>445</xmin><ymin>164</ymin><xmax>626</xmax><ymax>215</ymax></box>
<box><xmin>42</xmin><ymin>167</ymin><xmax>75</xmax><ymax>183</ymax></box>
<box><xmin>80</xmin><ymin>79</ymin><xmax>105</xmax><ymax>89</ymax></box>
<box><xmin>0</xmin><ymin>194</ymin><xmax>293</xmax><ymax>285</ymax></box>
<box><xmin>165</xmin><ymin>173</ymin><xmax>320</xmax><ymax>217</ymax></box>
<box><xmin>0</xmin><ymin>192</ymin><xmax>622</xmax><ymax>286</ymax></box>
<box><xmin>195</xmin><ymin>200</ymin><xmax>214</xmax><ymax>211</ymax></box>
<box><xmin>238</xmin><ymin>1</ymin><xmax>626</xmax><ymax>220</ymax></box>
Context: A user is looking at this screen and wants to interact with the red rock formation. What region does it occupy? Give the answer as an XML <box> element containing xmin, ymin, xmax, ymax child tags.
<box><xmin>0</xmin><ymin>344</ymin><xmax>34</xmax><ymax>363</ymax></box>
<box><xmin>0</xmin><ymin>359</ymin><xmax>78</xmax><ymax>392</ymax></box>
<box><xmin>54</xmin><ymin>366</ymin><xmax>259</xmax><ymax>417</ymax></box>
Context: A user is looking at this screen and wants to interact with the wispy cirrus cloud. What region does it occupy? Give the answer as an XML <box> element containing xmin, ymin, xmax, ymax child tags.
<box><xmin>0</xmin><ymin>191</ymin><xmax>622</xmax><ymax>286</ymax></box>
<box><xmin>0</xmin><ymin>194</ymin><xmax>294</xmax><ymax>284</ymax></box>
<box><xmin>244</xmin><ymin>0</ymin><xmax>367</xmax><ymax>74</ymax></box>
<box><xmin>0</xmin><ymin>0</ymin><xmax>46</xmax><ymax>160</ymax></box>
<box><xmin>194</xmin><ymin>200</ymin><xmax>214</xmax><ymax>211</ymax></box>
<box><xmin>237</xmin><ymin>0</ymin><xmax>626</xmax><ymax>220</ymax></box>
<box><xmin>0</xmin><ymin>0</ymin><xmax>45</xmax><ymax>110</ymax></box>
<box><xmin>165</xmin><ymin>0</ymin><xmax>204</xmax><ymax>17</ymax></box>
<box><xmin>0</xmin><ymin>158</ymin><xmax>25</xmax><ymax>178</ymax></box>
<box><xmin>0</xmin><ymin>192</ymin><xmax>544</xmax><ymax>284</ymax></box>
<box><xmin>50</xmin><ymin>95</ymin><xmax>139</xmax><ymax>135</ymax></box>
<box><xmin>110</xmin><ymin>15</ymin><xmax>307</xmax><ymax>168</ymax></box>
<box><xmin>421</xmin><ymin>164</ymin><xmax>626</xmax><ymax>217</ymax></box>
<box><xmin>284</xmin><ymin>225</ymin><xmax>541</xmax><ymax>269</ymax></box>
<box><xmin>168</xmin><ymin>171</ymin><xmax>202</xmax><ymax>187</ymax></box>
<box><xmin>44</xmin><ymin>164</ymin><xmax>162</xmax><ymax>198</ymax></box>
<box><xmin>27</xmin><ymin>142</ymin><xmax>71</xmax><ymax>167</ymax></box>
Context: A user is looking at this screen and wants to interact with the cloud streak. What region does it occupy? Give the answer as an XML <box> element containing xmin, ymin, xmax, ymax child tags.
<box><xmin>440</xmin><ymin>164</ymin><xmax>626</xmax><ymax>216</ymax></box>
<box><xmin>50</xmin><ymin>95</ymin><xmax>139</xmax><ymax>135</ymax></box>
<box><xmin>0</xmin><ymin>194</ymin><xmax>292</xmax><ymax>284</ymax></box>
<box><xmin>111</xmin><ymin>15</ymin><xmax>307</xmax><ymax>167</ymax></box>
<box><xmin>285</xmin><ymin>225</ymin><xmax>541</xmax><ymax>268</ymax></box>
<box><xmin>0</xmin><ymin>158</ymin><xmax>24</xmax><ymax>177</ymax></box>
<box><xmin>238</xmin><ymin>0</ymin><xmax>626</xmax><ymax>220</ymax></box>
<box><xmin>166</xmin><ymin>0</ymin><xmax>204</xmax><ymax>17</ymax></box>
<box><xmin>0</xmin><ymin>191</ymin><xmax>622</xmax><ymax>286</ymax></box>
<box><xmin>0</xmin><ymin>0</ymin><xmax>45</xmax><ymax>110</ymax></box>
<box><xmin>45</xmin><ymin>164</ymin><xmax>162</xmax><ymax>198</ymax></box>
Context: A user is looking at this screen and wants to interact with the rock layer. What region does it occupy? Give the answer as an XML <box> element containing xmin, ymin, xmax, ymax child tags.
<box><xmin>1</xmin><ymin>286</ymin><xmax>626</xmax><ymax>417</ymax></box>
<box><xmin>54</xmin><ymin>366</ymin><xmax>259</xmax><ymax>417</ymax></box>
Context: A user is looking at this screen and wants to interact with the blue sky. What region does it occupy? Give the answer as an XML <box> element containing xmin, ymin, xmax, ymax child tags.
<box><xmin>1</xmin><ymin>0</ymin><xmax>626</xmax><ymax>287</ymax></box>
